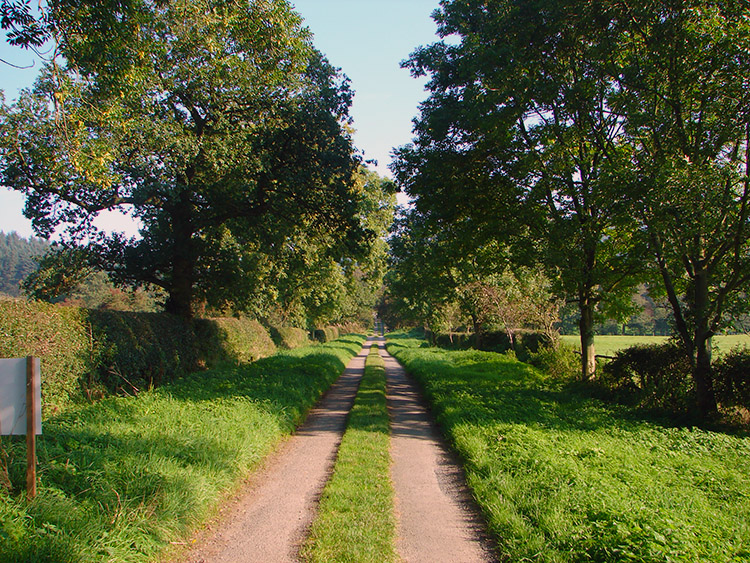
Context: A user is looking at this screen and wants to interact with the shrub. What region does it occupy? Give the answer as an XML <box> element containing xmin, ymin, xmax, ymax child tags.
<box><xmin>713</xmin><ymin>347</ymin><xmax>750</xmax><ymax>412</ymax></box>
<box><xmin>313</xmin><ymin>326</ymin><xmax>342</xmax><ymax>343</ymax></box>
<box><xmin>89</xmin><ymin>310</ymin><xmax>200</xmax><ymax>393</ymax></box>
<box><xmin>600</xmin><ymin>343</ymin><xmax>694</xmax><ymax>413</ymax></box>
<box><xmin>0</xmin><ymin>299</ymin><xmax>93</xmax><ymax>415</ymax></box>
<box><xmin>529</xmin><ymin>344</ymin><xmax>579</xmax><ymax>380</ymax></box>
<box><xmin>269</xmin><ymin>326</ymin><xmax>310</xmax><ymax>350</ymax></box>
<box><xmin>196</xmin><ymin>317</ymin><xmax>276</xmax><ymax>364</ymax></box>
<box><xmin>434</xmin><ymin>329</ymin><xmax>549</xmax><ymax>361</ymax></box>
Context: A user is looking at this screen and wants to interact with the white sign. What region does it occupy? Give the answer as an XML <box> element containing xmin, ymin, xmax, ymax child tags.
<box><xmin>0</xmin><ymin>358</ymin><xmax>42</xmax><ymax>436</ymax></box>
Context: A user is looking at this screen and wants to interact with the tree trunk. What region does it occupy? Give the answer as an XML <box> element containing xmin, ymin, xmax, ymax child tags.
<box><xmin>472</xmin><ymin>314</ymin><xmax>482</xmax><ymax>349</ymax></box>
<box><xmin>164</xmin><ymin>189</ymin><xmax>195</xmax><ymax>319</ymax></box>
<box><xmin>694</xmin><ymin>335</ymin><xmax>717</xmax><ymax>416</ymax></box>
<box><xmin>165</xmin><ymin>253</ymin><xmax>194</xmax><ymax>318</ymax></box>
<box><xmin>579</xmin><ymin>298</ymin><xmax>596</xmax><ymax>380</ymax></box>
<box><xmin>692</xmin><ymin>271</ymin><xmax>718</xmax><ymax>416</ymax></box>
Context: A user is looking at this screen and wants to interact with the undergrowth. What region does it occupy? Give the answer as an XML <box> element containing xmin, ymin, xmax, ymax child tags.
<box><xmin>301</xmin><ymin>341</ymin><xmax>397</xmax><ymax>563</ymax></box>
<box><xmin>386</xmin><ymin>333</ymin><xmax>750</xmax><ymax>563</ymax></box>
<box><xmin>0</xmin><ymin>335</ymin><xmax>365</xmax><ymax>563</ymax></box>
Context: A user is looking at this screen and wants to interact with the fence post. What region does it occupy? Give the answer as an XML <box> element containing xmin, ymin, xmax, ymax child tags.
<box><xmin>26</xmin><ymin>356</ymin><xmax>38</xmax><ymax>500</ymax></box>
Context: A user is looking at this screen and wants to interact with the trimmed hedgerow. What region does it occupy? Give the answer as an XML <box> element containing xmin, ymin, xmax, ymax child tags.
<box><xmin>313</xmin><ymin>326</ymin><xmax>343</xmax><ymax>343</ymax></box>
<box><xmin>0</xmin><ymin>299</ymin><xmax>281</xmax><ymax>414</ymax></box>
<box><xmin>269</xmin><ymin>325</ymin><xmax>310</xmax><ymax>350</ymax></box>
<box><xmin>0</xmin><ymin>299</ymin><xmax>94</xmax><ymax>415</ymax></box>
<box><xmin>194</xmin><ymin>317</ymin><xmax>276</xmax><ymax>365</ymax></box>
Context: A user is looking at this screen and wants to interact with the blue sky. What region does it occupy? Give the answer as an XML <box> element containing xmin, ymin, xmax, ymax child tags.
<box><xmin>0</xmin><ymin>0</ymin><xmax>442</xmax><ymax>238</ymax></box>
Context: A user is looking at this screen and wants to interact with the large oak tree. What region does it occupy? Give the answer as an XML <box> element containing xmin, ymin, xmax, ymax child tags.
<box><xmin>1</xmin><ymin>0</ymin><xmax>370</xmax><ymax>318</ymax></box>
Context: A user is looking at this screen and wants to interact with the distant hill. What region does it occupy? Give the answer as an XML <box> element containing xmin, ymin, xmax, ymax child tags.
<box><xmin>0</xmin><ymin>231</ymin><xmax>49</xmax><ymax>297</ymax></box>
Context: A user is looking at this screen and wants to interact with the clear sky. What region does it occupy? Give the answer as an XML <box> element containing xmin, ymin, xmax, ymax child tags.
<box><xmin>0</xmin><ymin>0</ymin><xmax>442</xmax><ymax>238</ymax></box>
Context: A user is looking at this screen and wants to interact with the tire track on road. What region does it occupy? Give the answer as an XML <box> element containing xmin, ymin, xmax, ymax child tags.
<box><xmin>380</xmin><ymin>337</ymin><xmax>496</xmax><ymax>563</ymax></box>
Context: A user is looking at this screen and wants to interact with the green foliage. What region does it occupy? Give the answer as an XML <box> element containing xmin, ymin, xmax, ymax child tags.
<box><xmin>713</xmin><ymin>348</ymin><xmax>750</xmax><ymax>413</ymax></box>
<box><xmin>0</xmin><ymin>0</ymin><xmax>370</xmax><ymax>319</ymax></box>
<box><xmin>0</xmin><ymin>335</ymin><xmax>365</xmax><ymax>563</ymax></box>
<box><xmin>313</xmin><ymin>326</ymin><xmax>340</xmax><ymax>343</ymax></box>
<box><xmin>600</xmin><ymin>344</ymin><xmax>695</xmax><ymax>414</ymax></box>
<box><xmin>21</xmin><ymin>247</ymin><xmax>93</xmax><ymax>303</ymax></box>
<box><xmin>0</xmin><ymin>231</ymin><xmax>48</xmax><ymax>297</ymax></box>
<box><xmin>0</xmin><ymin>299</ymin><xmax>288</xmax><ymax>412</ymax></box>
<box><xmin>302</xmin><ymin>345</ymin><xmax>397</xmax><ymax>562</ymax></box>
<box><xmin>0</xmin><ymin>298</ymin><xmax>93</xmax><ymax>415</ymax></box>
<box><xmin>528</xmin><ymin>344</ymin><xmax>580</xmax><ymax>381</ymax></box>
<box><xmin>268</xmin><ymin>325</ymin><xmax>310</xmax><ymax>350</ymax></box>
<box><xmin>194</xmin><ymin>317</ymin><xmax>276</xmax><ymax>365</ymax></box>
<box><xmin>393</xmin><ymin>0</ymin><xmax>647</xmax><ymax>379</ymax></box>
<box><xmin>386</xmin><ymin>334</ymin><xmax>750</xmax><ymax>562</ymax></box>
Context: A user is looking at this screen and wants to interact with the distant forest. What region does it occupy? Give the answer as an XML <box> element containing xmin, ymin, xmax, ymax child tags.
<box><xmin>0</xmin><ymin>232</ymin><xmax>48</xmax><ymax>297</ymax></box>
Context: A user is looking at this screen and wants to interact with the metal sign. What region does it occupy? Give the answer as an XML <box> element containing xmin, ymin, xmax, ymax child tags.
<box><xmin>0</xmin><ymin>358</ymin><xmax>42</xmax><ymax>436</ymax></box>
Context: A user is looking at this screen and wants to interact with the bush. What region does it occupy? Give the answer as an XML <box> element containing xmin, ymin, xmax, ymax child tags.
<box><xmin>195</xmin><ymin>317</ymin><xmax>276</xmax><ymax>364</ymax></box>
<box><xmin>600</xmin><ymin>343</ymin><xmax>694</xmax><ymax>413</ymax></box>
<box><xmin>713</xmin><ymin>347</ymin><xmax>750</xmax><ymax>412</ymax></box>
<box><xmin>434</xmin><ymin>329</ymin><xmax>549</xmax><ymax>361</ymax></box>
<box><xmin>0</xmin><ymin>299</ymin><xmax>296</xmax><ymax>414</ymax></box>
<box><xmin>529</xmin><ymin>344</ymin><xmax>579</xmax><ymax>380</ymax></box>
<box><xmin>313</xmin><ymin>326</ymin><xmax>342</xmax><ymax>343</ymax></box>
<box><xmin>89</xmin><ymin>310</ymin><xmax>200</xmax><ymax>393</ymax></box>
<box><xmin>269</xmin><ymin>326</ymin><xmax>310</xmax><ymax>350</ymax></box>
<box><xmin>0</xmin><ymin>299</ymin><xmax>93</xmax><ymax>415</ymax></box>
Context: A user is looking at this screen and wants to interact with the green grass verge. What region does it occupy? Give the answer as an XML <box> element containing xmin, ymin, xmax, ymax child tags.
<box><xmin>301</xmin><ymin>343</ymin><xmax>397</xmax><ymax>563</ymax></box>
<box><xmin>561</xmin><ymin>334</ymin><xmax>750</xmax><ymax>357</ymax></box>
<box><xmin>387</xmin><ymin>333</ymin><xmax>750</xmax><ymax>562</ymax></box>
<box><xmin>0</xmin><ymin>335</ymin><xmax>366</xmax><ymax>563</ymax></box>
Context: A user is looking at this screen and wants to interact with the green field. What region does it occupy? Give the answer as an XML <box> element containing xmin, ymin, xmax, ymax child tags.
<box><xmin>0</xmin><ymin>336</ymin><xmax>365</xmax><ymax>563</ymax></box>
<box><xmin>387</xmin><ymin>333</ymin><xmax>750</xmax><ymax>562</ymax></box>
<box><xmin>560</xmin><ymin>334</ymin><xmax>750</xmax><ymax>357</ymax></box>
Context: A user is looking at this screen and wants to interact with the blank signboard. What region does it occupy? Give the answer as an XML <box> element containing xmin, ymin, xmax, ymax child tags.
<box><xmin>0</xmin><ymin>358</ymin><xmax>42</xmax><ymax>436</ymax></box>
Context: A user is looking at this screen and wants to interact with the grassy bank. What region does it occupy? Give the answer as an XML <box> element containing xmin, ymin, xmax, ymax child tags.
<box><xmin>387</xmin><ymin>334</ymin><xmax>750</xmax><ymax>562</ymax></box>
<box><xmin>0</xmin><ymin>335</ymin><xmax>365</xmax><ymax>563</ymax></box>
<box><xmin>302</xmin><ymin>342</ymin><xmax>397</xmax><ymax>563</ymax></box>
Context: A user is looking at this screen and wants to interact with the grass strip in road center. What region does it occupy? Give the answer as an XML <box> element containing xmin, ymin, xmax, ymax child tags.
<box><xmin>386</xmin><ymin>333</ymin><xmax>750</xmax><ymax>563</ymax></box>
<box><xmin>301</xmin><ymin>343</ymin><xmax>397</xmax><ymax>563</ymax></box>
<box><xmin>0</xmin><ymin>335</ymin><xmax>366</xmax><ymax>563</ymax></box>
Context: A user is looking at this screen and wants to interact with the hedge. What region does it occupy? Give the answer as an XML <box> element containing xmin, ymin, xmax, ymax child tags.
<box><xmin>0</xmin><ymin>299</ymin><xmax>281</xmax><ymax>415</ymax></box>
<box><xmin>269</xmin><ymin>326</ymin><xmax>310</xmax><ymax>350</ymax></box>
<box><xmin>431</xmin><ymin>328</ymin><xmax>549</xmax><ymax>361</ymax></box>
<box><xmin>0</xmin><ymin>300</ymin><xmax>93</xmax><ymax>416</ymax></box>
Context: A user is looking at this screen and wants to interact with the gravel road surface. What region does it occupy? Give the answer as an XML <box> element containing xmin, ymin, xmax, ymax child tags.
<box><xmin>381</xmin><ymin>337</ymin><xmax>496</xmax><ymax>562</ymax></box>
<box><xmin>181</xmin><ymin>339</ymin><xmax>373</xmax><ymax>563</ymax></box>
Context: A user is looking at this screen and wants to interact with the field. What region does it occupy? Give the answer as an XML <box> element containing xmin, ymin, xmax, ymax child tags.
<box><xmin>560</xmin><ymin>334</ymin><xmax>750</xmax><ymax>357</ymax></box>
<box><xmin>0</xmin><ymin>336</ymin><xmax>365</xmax><ymax>563</ymax></box>
<box><xmin>387</xmin><ymin>334</ymin><xmax>750</xmax><ymax>562</ymax></box>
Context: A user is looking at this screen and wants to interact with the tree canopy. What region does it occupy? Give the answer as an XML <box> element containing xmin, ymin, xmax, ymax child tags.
<box><xmin>1</xmin><ymin>0</ymin><xmax>379</xmax><ymax>320</ymax></box>
<box><xmin>389</xmin><ymin>0</ymin><xmax>750</xmax><ymax>414</ymax></box>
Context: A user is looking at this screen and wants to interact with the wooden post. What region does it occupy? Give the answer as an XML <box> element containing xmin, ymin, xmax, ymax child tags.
<box><xmin>26</xmin><ymin>356</ymin><xmax>37</xmax><ymax>500</ymax></box>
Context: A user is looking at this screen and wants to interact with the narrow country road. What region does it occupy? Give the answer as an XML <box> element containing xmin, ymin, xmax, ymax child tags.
<box><xmin>380</xmin><ymin>336</ymin><xmax>497</xmax><ymax>563</ymax></box>
<box><xmin>182</xmin><ymin>338</ymin><xmax>374</xmax><ymax>563</ymax></box>
<box><xmin>181</xmin><ymin>335</ymin><xmax>495</xmax><ymax>562</ymax></box>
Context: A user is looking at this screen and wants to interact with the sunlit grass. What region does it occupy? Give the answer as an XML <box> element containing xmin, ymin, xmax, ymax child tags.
<box><xmin>0</xmin><ymin>335</ymin><xmax>366</xmax><ymax>563</ymax></box>
<box><xmin>561</xmin><ymin>334</ymin><xmax>750</xmax><ymax>357</ymax></box>
<box><xmin>386</xmin><ymin>333</ymin><xmax>750</xmax><ymax>562</ymax></box>
<box><xmin>301</xmin><ymin>344</ymin><xmax>397</xmax><ymax>563</ymax></box>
